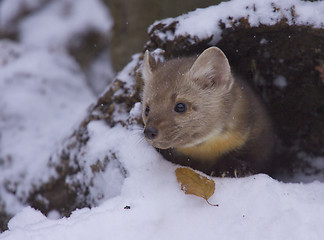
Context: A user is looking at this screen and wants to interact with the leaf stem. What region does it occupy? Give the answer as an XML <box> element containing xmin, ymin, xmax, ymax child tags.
<box><xmin>205</xmin><ymin>199</ymin><xmax>219</xmax><ymax>207</ymax></box>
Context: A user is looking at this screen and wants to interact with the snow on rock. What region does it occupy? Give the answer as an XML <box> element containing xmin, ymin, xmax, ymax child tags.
<box><xmin>290</xmin><ymin>153</ymin><xmax>324</xmax><ymax>183</ymax></box>
<box><xmin>46</xmin><ymin>54</ymin><xmax>143</xmax><ymax>208</ymax></box>
<box><xmin>17</xmin><ymin>0</ymin><xmax>112</xmax><ymax>50</ymax></box>
<box><xmin>149</xmin><ymin>0</ymin><xmax>324</xmax><ymax>45</ymax></box>
<box><xmin>2</xmin><ymin>0</ymin><xmax>115</xmax><ymax>95</ymax></box>
<box><xmin>86</xmin><ymin>49</ymin><xmax>115</xmax><ymax>95</ymax></box>
<box><xmin>0</xmin><ymin>0</ymin><xmax>49</xmax><ymax>35</ymax></box>
<box><xmin>65</xmin><ymin>122</ymin><xmax>129</xmax><ymax>205</ymax></box>
<box><xmin>0</xmin><ymin>40</ymin><xmax>94</xmax><ymax>212</ymax></box>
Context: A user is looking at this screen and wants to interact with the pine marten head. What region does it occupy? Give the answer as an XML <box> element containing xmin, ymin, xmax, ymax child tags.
<box><xmin>141</xmin><ymin>47</ymin><xmax>234</xmax><ymax>150</ymax></box>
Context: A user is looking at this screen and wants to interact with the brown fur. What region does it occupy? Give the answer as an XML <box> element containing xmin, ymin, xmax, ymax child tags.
<box><xmin>141</xmin><ymin>47</ymin><xmax>274</xmax><ymax>177</ymax></box>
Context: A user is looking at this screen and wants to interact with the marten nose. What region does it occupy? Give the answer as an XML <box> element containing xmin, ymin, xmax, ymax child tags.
<box><xmin>144</xmin><ymin>126</ymin><xmax>158</xmax><ymax>140</ymax></box>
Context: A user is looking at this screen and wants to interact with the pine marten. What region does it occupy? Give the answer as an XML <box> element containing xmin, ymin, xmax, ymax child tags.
<box><xmin>141</xmin><ymin>47</ymin><xmax>274</xmax><ymax>177</ymax></box>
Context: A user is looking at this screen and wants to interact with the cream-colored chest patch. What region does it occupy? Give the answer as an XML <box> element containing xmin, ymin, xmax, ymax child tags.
<box><xmin>176</xmin><ymin>131</ymin><xmax>249</xmax><ymax>162</ymax></box>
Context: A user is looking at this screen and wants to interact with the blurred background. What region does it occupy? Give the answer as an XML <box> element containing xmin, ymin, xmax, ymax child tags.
<box><xmin>0</xmin><ymin>0</ymin><xmax>224</xmax><ymax>94</ymax></box>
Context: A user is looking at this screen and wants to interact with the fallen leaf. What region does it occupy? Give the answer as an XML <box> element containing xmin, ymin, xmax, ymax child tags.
<box><xmin>175</xmin><ymin>167</ymin><xmax>218</xmax><ymax>206</ymax></box>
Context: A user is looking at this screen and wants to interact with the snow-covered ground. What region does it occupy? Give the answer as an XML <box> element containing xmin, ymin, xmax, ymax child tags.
<box><xmin>2</xmin><ymin>128</ymin><xmax>324</xmax><ymax>239</ymax></box>
<box><xmin>1</xmin><ymin>0</ymin><xmax>324</xmax><ymax>239</ymax></box>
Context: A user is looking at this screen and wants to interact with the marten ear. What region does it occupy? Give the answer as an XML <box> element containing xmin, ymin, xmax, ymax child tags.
<box><xmin>142</xmin><ymin>50</ymin><xmax>156</xmax><ymax>83</ymax></box>
<box><xmin>188</xmin><ymin>47</ymin><xmax>233</xmax><ymax>91</ymax></box>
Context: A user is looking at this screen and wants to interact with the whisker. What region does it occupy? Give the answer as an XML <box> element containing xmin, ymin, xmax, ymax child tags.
<box><xmin>134</xmin><ymin>135</ymin><xmax>146</xmax><ymax>146</ymax></box>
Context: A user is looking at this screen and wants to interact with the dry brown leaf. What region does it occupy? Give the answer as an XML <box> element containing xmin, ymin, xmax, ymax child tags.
<box><xmin>175</xmin><ymin>167</ymin><xmax>218</xmax><ymax>206</ymax></box>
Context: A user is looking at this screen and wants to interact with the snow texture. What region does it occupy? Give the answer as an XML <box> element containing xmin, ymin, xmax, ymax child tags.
<box><xmin>0</xmin><ymin>40</ymin><xmax>95</xmax><ymax>212</ymax></box>
<box><xmin>2</xmin><ymin>155</ymin><xmax>324</xmax><ymax>239</ymax></box>
<box><xmin>18</xmin><ymin>0</ymin><xmax>112</xmax><ymax>50</ymax></box>
<box><xmin>0</xmin><ymin>0</ymin><xmax>111</xmax><ymax>219</ymax></box>
<box><xmin>149</xmin><ymin>0</ymin><xmax>324</xmax><ymax>45</ymax></box>
<box><xmin>87</xmin><ymin>49</ymin><xmax>115</xmax><ymax>95</ymax></box>
<box><xmin>0</xmin><ymin>0</ymin><xmax>48</xmax><ymax>32</ymax></box>
<box><xmin>1</xmin><ymin>0</ymin><xmax>324</xmax><ymax>239</ymax></box>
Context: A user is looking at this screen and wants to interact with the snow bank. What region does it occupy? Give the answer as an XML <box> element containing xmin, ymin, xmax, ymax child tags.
<box><xmin>1</xmin><ymin>128</ymin><xmax>324</xmax><ymax>239</ymax></box>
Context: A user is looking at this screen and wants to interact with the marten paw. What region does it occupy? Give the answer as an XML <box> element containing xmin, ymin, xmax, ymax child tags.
<box><xmin>211</xmin><ymin>160</ymin><xmax>254</xmax><ymax>178</ymax></box>
<box><xmin>219</xmin><ymin>168</ymin><xmax>253</xmax><ymax>178</ymax></box>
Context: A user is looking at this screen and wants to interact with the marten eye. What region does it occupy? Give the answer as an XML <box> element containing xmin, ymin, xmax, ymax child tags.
<box><xmin>174</xmin><ymin>102</ymin><xmax>187</xmax><ymax>113</ymax></box>
<box><xmin>145</xmin><ymin>105</ymin><xmax>150</xmax><ymax>116</ymax></box>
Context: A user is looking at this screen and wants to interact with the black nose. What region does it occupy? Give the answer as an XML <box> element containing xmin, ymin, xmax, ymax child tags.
<box><xmin>144</xmin><ymin>126</ymin><xmax>158</xmax><ymax>140</ymax></box>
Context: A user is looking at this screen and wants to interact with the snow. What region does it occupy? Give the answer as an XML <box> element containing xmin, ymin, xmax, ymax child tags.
<box><xmin>0</xmin><ymin>0</ymin><xmax>112</xmax><ymax>221</ymax></box>
<box><xmin>18</xmin><ymin>0</ymin><xmax>112</xmax><ymax>50</ymax></box>
<box><xmin>87</xmin><ymin>49</ymin><xmax>115</xmax><ymax>95</ymax></box>
<box><xmin>150</xmin><ymin>0</ymin><xmax>324</xmax><ymax>45</ymax></box>
<box><xmin>1</xmin><ymin>0</ymin><xmax>324</xmax><ymax>239</ymax></box>
<box><xmin>2</xmin><ymin>150</ymin><xmax>324</xmax><ymax>239</ymax></box>
<box><xmin>273</xmin><ymin>75</ymin><xmax>287</xmax><ymax>89</ymax></box>
<box><xmin>0</xmin><ymin>40</ymin><xmax>95</xmax><ymax>209</ymax></box>
<box><xmin>0</xmin><ymin>0</ymin><xmax>47</xmax><ymax>31</ymax></box>
<box><xmin>290</xmin><ymin>153</ymin><xmax>324</xmax><ymax>183</ymax></box>
<box><xmin>114</xmin><ymin>53</ymin><xmax>142</xmax><ymax>91</ymax></box>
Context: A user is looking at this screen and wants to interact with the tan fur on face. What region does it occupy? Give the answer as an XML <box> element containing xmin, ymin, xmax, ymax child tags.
<box><xmin>142</xmin><ymin>48</ymin><xmax>235</xmax><ymax>151</ymax></box>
